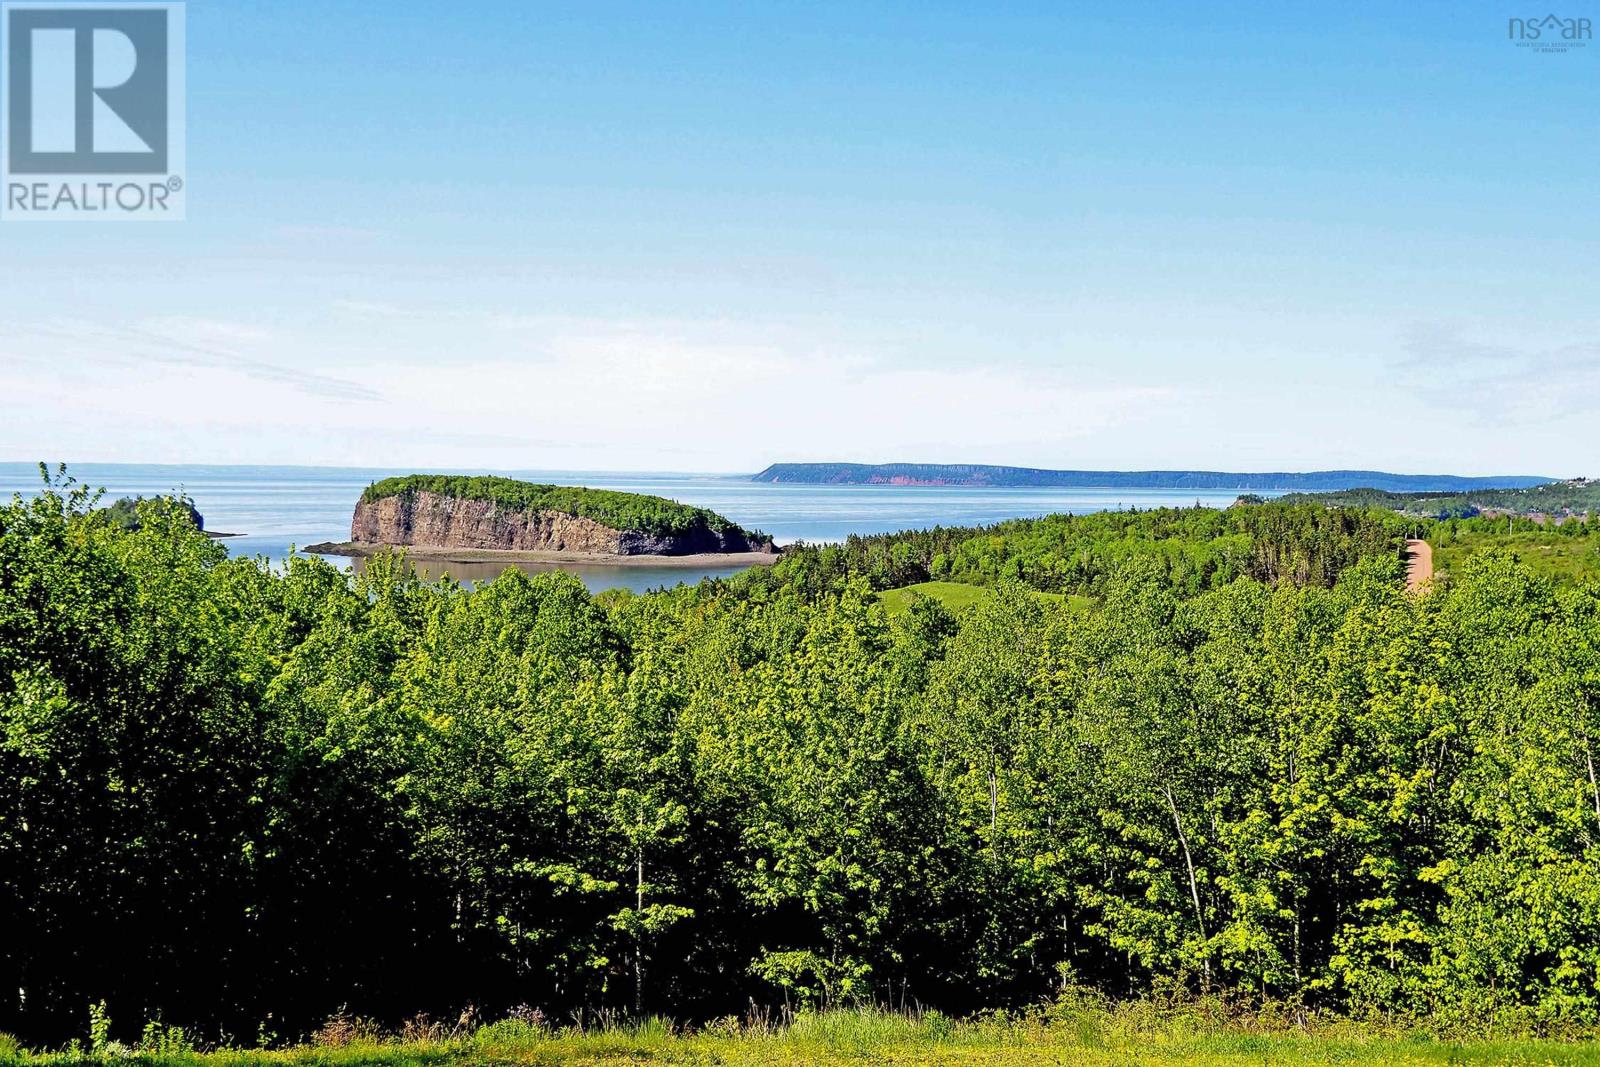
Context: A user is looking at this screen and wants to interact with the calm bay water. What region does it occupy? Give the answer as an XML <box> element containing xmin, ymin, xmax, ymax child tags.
<box><xmin>0</xmin><ymin>463</ymin><xmax>1268</xmax><ymax>593</ymax></box>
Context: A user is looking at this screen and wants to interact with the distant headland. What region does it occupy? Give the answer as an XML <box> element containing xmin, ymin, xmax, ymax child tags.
<box><xmin>1277</xmin><ymin>477</ymin><xmax>1598</xmax><ymax>520</ymax></box>
<box><xmin>752</xmin><ymin>463</ymin><xmax>1552</xmax><ymax>493</ymax></box>
<box><xmin>304</xmin><ymin>474</ymin><xmax>778</xmax><ymax>565</ymax></box>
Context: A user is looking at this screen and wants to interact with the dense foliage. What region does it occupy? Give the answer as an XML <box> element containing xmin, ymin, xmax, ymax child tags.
<box><xmin>361</xmin><ymin>476</ymin><xmax>752</xmax><ymax>539</ymax></box>
<box><xmin>97</xmin><ymin>495</ymin><xmax>204</xmax><ymax>533</ymax></box>
<box><xmin>769</xmin><ymin>503</ymin><xmax>1408</xmax><ymax>596</ymax></box>
<box><xmin>1431</xmin><ymin>520</ymin><xmax>1600</xmax><ymax>585</ymax></box>
<box><xmin>3</xmin><ymin>476</ymin><xmax>1600</xmax><ymax>1046</ymax></box>
<box><xmin>1280</xmin><ymin>481</ymin><xmax>1600</xmax><ymax>519</ymax></box>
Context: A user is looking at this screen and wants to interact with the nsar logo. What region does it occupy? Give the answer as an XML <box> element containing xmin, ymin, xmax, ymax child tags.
<box><xmin>1507</xmin><ymin>12</ymin><xmax>1593</xmax><ymax>51</ymax></box>
<box><xmin>2</xmin><ymin>2</ymin><xmax>185</xmax><ymax>220</ymax></box>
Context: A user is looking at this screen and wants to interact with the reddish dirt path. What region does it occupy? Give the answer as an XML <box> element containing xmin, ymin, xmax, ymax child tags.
<box><xmin>1404</xmin><ymin>539</ymin><xmax>1434</xmax><ymax>592</ymax></box>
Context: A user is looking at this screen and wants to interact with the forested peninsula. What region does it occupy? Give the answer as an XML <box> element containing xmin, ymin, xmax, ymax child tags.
<box><xmin>6</xmin><ymin>471</ymin><xmax>1600</xmax><ymax>1049</ymax></box>
<box><xmin>754</xmin><ymin>462</ymin><xmax>1550</xmax><ymax>491</ymax></box>
<box><xmin>1280</xmin><ymin>477</ymin><xmax>1599</xmax><ymax>519</ymax></box>
<box><xmin>308</xmin><ymin>475</ymin><xmax>775</xmax><ymax>559</ymax></box>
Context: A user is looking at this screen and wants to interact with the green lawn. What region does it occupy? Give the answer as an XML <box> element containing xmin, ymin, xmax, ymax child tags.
<box><xmin>8</xmin><ymin>1011</ymin><xmax>1600</xmax><ymax>1067</ymax></box>
<box><xmin>1433</xmin><ymin>532</ymin><xmax>1600</xmax><ymax>584</ymax></box>
<box><xmin>876</xmin><ymin>581</ymin><xmax>1094</xmax><ymax>616</ymax></box>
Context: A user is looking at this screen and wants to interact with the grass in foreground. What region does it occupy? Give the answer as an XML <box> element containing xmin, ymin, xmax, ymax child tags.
<box><xmin>7</xmin><ymin>1008</ymin><xmax>1600</xmax><ymax>1067</ymax></box>
<box><xmin>877</xmin><ymin>580</ymin><xmax>1094</xmax><ymax>615</ymax></box>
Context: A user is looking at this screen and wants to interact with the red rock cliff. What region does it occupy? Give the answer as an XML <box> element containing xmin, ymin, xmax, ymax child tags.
<box><xmin>351</xmin><ymin>491</ymin><xmax>774</xmax><ymax>556</ymax></box>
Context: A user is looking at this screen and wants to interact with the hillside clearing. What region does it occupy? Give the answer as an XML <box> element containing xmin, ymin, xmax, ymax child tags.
<box><xmin>1432</xmin><ymin>530</ymin><xmax>1600</xmax><ymax>584</ymax></box>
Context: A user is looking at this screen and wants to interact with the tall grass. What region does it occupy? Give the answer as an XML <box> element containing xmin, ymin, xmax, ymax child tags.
<box><xmin>3</xmin><ymin>1002</ymin><xmax>1599</xmax><ymax>1067</ymax></box>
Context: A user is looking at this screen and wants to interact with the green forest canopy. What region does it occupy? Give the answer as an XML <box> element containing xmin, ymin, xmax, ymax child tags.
<box><xmin>361</xmin><ymin>475</ymin><xmax>750</xmax><ymax>538</ymax></box>
<box><xmin>97</xmin><ymin>494</ymin><xmax>204</xmax><ymax>532</ymax></box>
<box><xmin>3</xmin><ymin>472</ymin><xmax>1600</xmax><ymax>1047</ymax></box>
<box><xmin>773</xmin><ymin>500</ymin><xmax>1414</xmax><ymax>596</ymax></box>
<box><xmin>1278</xmin><ymin>479</ymin><xmax>1600</xmax><ymax>519</ymax></box>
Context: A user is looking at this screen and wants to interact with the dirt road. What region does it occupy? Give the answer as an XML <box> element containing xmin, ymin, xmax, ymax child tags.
<box><xmin>1404</xmin><ymin>538</ymin><xmax>1433</xmax><ymax>592</ymax></box>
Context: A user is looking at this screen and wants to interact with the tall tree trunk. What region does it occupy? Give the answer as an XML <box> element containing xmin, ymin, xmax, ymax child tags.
<box><xmin>634</xmin><ymin>844</ymin><xmax>645</xmax><ymax>1017</ymax></box>
<box><xmin>1162</xmin><ymin>782</ymin><xmax>1209</xmax><ymax>978</ymax></box>
<box><xmin>988</xmin><ymin>760</ymin><xmax>999</xmax><ymax>835</ymax></box>
<box><xmin>1584</xmin><ymin>734</ymin><xmax>1600</xmax><ymax>828</ymax></box>
<box><xmin>1292</xmin><ymin>904</ymin><xmax>1302</xmax><ymax>987</ymax></box>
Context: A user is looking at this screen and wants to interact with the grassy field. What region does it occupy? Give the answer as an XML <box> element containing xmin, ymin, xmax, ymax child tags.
<box><xmin>6</xmin><ymin>1009</ymin><xmax>1600</xmax><ymax>1067</ymax></box>
<box><xmin>1432</xmin><ymin>531</ymin><xmax>1600</xmax><ymax>584</ymax></box>
<box><xmin>876</xmin><ymin>580</ymin><xmax>1094</xmax><ymax>615</ymax></box>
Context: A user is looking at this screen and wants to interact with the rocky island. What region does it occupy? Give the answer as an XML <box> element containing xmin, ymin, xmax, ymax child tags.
<box><xmin>304</xmin><ymin>474</ymin><xmax>778</xmax><ymax>565</ymax></box>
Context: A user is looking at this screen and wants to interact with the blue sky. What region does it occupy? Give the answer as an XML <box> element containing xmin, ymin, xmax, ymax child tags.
<box><xmin>3</xmin><ymin>1</ymin><xmax>1596</xmax><ymax>474</ymax></box>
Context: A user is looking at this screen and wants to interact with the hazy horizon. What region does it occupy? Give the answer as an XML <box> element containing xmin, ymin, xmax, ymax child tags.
<box><xmin>0</xmin><ymin>458</ymin><xmax>1566</xmax><ymax>480</ymax></box>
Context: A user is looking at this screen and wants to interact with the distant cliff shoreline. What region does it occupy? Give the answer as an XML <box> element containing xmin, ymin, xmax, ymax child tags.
<box><xmin>753</xmin><ymin>463</ymin><xmax>1553</xmax><ymax>493</ymax></box>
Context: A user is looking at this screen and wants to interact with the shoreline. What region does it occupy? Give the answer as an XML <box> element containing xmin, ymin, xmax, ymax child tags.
<box><xmin>301</xmin><ymin>541</ymin><xmax>781</xmax><ymax>568</ymax></box>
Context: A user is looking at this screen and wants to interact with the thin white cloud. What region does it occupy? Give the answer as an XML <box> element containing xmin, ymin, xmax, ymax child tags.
<box><xmin>1399</xmin><ymin>325</ymin><xmax>1600</xmax><ymax>423</ymax></box>
<box><xmin>9</xmin><ymin>317</ymin><xmax>383</xmax><ymax>403</ymax></box>
<box><xmin>363</xmin><ymin>318</ymin><xmax>1179</xmax><ymax>468</ymax></box>
<box><xmin>1</xmin><ymin>308</ymin><xmax>1181</xmax><ymax>467</ymax></box>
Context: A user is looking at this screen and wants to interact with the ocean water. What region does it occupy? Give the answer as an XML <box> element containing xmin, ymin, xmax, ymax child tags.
<box><xmin>0</xmin><ymin>463</ymin><xmax>1267</xmax><ymax>593</ymax></box>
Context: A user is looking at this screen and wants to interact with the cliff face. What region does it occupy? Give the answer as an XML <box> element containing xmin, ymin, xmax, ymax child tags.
<box><xmin>352</xmin><ymin>491</ymin><xmax>774</xmax><ymax>555</ymax></box>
